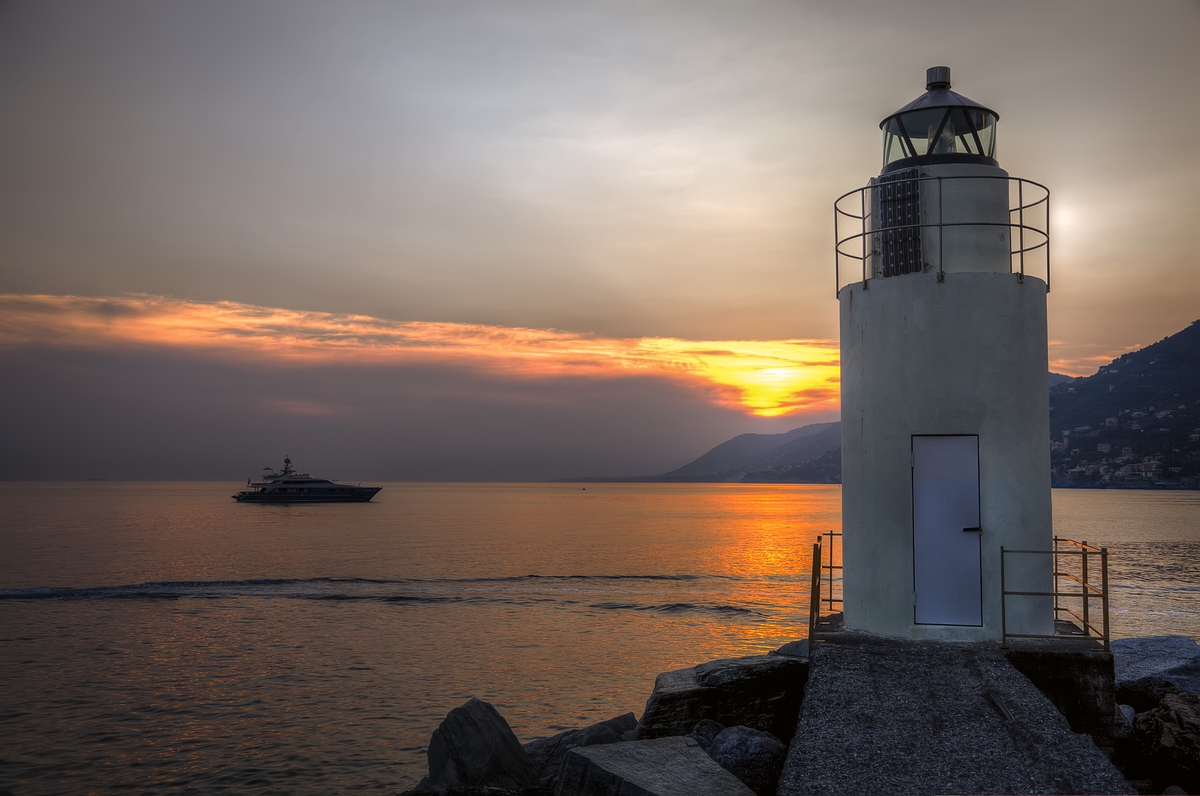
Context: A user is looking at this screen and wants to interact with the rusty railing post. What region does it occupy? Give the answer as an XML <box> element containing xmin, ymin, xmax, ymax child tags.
<box><xmin>1081</xmin><ymin>540</ymin><xmax>1090</xmax><ymax>636</ymax></box>
<box><xmin>825</xmin><ymin>531</ymin><xmax>833</xmax><ymax>612</ymax></box>
<box><xmin>808</xmin><ymin>539</ymin><xmax>822</xmax><ymax>640</ymax></box>
<box><xmin>1101</xmin><ymin>546</ymin><xmax>1110</xmax><ymax>651</ymax></box>
<box><xmin>1052</xmin><ymin>535</ymin><xmax>1059</xmax><ymax>623</ymax></box>
<box><xmin>1000</xmin><ymin>545</ymin><xmax>1008</xmax><ymax>648</ymax></box>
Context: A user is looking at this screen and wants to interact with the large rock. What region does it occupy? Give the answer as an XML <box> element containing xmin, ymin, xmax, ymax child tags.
<box><xmin>522</xmin><ymin>713</ymin><xmax>636</xmax><ymax>788</ymax></box>
<box><xmin>708</xmin><ymin>726</ymin><xmax>787</xmax><ymax>796</ymax></box>
<box><xmin>1126</xmin><ymin>692</ymin><xmax>1200</xmax><ymax>794</ymax></box>
<box><xmin>1111</xmin><ymin>636</ymin><xmax>1200</xmax><ymax>696</ymax></box>
<box><xmin>424</xmin><ymin>698</ymin><xmax>540</xmax><ymax>791</ymax></box>
<box><xmin>1116</xmin><ymin>675</ymin><xmax>1182</xmax><ymax>713</ymax></box>
<box><xmin>769</xmin><ymin>640</ymin><xmax>809</xmax><ymax>660</ymax></box>
<box><xmin>635</xmin><ymin>655</ymin><xmax>806</xmax><ymax>742</ymax></box>
<box><xmin>556</xmin><ymin>736</ymin><xmax>756</xmax><ymax>796</ymax></box>
<box><xmin>687</xmin><ymin>719</ymin><xmax>725</xmax><ymax>754</ymax></box>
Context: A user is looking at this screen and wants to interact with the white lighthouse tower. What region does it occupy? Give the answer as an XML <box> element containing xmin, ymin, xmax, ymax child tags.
<box><xmin>835</xmin><ymin>67</ymin><xmax>1052</xmax><ymax>641</ymax></box>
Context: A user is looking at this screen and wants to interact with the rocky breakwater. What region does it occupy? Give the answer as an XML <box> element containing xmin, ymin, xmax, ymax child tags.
<box><xmin>401</xmin><ymin>640</ymin><xmax>809</xmax><ymax>796</ymax></box>
<box><xmin>403</xmin><ymin>633</ymin><xmax>1200</xmax><ymax>795</ymax></box>
<box><xmin>1110</xmin><ymin>635</ymin><xmax>1200</xmax><ymax>794</ymax></box>
<box><xmin>634</xmin><ymin>643</ymin><xmax>807</xmax><ymax>743</ymax></box>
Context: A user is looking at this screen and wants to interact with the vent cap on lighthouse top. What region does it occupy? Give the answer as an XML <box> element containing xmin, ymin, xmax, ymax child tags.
<box><xmin>926</xmin><ymin>66</ymin><xmax>951</xmax><ymax>90</ymax></box>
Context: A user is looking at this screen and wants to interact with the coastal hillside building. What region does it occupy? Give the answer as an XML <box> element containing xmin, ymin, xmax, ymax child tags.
<box><xmin>834</xmin><ymin>67</ymin><xmax>1052</xmax><ymax>641</ymax></box>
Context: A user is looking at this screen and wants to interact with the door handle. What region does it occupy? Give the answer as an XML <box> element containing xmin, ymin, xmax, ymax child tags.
<box><xmin>963</xmin><ymin>527</ymin><xmax>982</xmax><ymax>533</ymax></box>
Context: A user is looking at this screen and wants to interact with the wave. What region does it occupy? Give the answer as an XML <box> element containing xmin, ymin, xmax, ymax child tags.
<box><xmin>588</xmin><ymin>602</ymin><xmax>760</xmax><ymax>616</ymax></box>
<box><xmin>0</xmin><ymin>573</ymin><xmax>733</xmax><ymax>597</ymax></box>
<box><xmin>0</xmin><ymin>575</ymin><xmax>766</xmax><ymax>619</ymax></box>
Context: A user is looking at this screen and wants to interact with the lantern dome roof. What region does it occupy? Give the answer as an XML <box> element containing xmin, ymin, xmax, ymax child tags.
<box><xmin>881</xmin><ymin>75</ymin><xmax>999</xmax><ymax>129</ymax></box>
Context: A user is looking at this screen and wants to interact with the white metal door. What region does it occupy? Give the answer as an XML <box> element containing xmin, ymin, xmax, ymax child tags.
<box><xmin>913</xmin><ymin>435</ymin><xmax>982</xmax><ymax>626</ymax></box>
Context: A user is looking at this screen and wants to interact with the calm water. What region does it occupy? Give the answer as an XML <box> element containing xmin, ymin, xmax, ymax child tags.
<box><xmin>0</xmin><ymin>483</ymin><xmax>1197</xmax><ymax>793</ymax></box>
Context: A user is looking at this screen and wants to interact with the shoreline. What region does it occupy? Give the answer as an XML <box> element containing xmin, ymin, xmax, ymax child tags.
<box><xmin>404</xmin><ymin>634</ymin><xmax>1200</xmax><ymax>795</ymax></box>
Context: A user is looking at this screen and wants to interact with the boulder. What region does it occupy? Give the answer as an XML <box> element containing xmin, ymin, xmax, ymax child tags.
<box><xmin>1111</xmin><ymin>636</ymin><xmax>1200</xmax><ymax>696</ymax></box>
<box><xmin>635</xmin><ymin>668</ymin><xmax>707</xmax><ymax>741</ymax></box>
<box><xmin>556</xmin><ymin>736</ymin><xmax>756</xmax><ymax>796</ymax></box>
<box><xmin>1125</xmin><ymin>692</ymin><xmax>1200</xmax><ymax>794</ymax></box>
<box><xmin>769</xmin><ymin>640</ymin><xmax>809</xmax><ymax>660</ymax></box>
<box><xmin>687</xmin><ymin>719</ymin><xmax>725</xmax><ymax>753</ymax></box>
<box><xmin>635</xmin><ymin>655</ymin><xmax>806</xmax><ymax>742</ymax></box>
<box><xmin>425</xmin><ymin>698</ymin><xmax>540</xmax><ymax>791</ymax></box>
<box><xmin>1116</xmin><ymin>676</ymin><xmax>1183</xmax><ymax>714</ymax></box>
<box><xmin>707</xmin><ymin>726</ymin><xmax>787</xmax><ymax>796</ymax></box>
<box><xmin>522</xmin><ymin>713</ymin><xmax>636</xmax><ymax>788</ymax></box>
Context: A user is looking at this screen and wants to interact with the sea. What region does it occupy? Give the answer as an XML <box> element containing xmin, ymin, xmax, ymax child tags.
<box><xmin>1</xmin><ymin>482</ymin><xmax>1197</xmax><ymax>793</ymax></box>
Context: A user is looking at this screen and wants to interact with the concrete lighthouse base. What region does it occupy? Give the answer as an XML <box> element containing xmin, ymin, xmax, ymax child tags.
<box><xmin>839</xmin><ymin>270</ymin><xmax>1053</xmax><ymax>642</ymax></box>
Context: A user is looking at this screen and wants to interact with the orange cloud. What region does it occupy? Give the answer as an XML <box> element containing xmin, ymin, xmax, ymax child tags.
<box><xmin>1048</xmin><ymin>339</ymin><xmax>1134</xmax><ymax>377</ymax></box>
<box><xmin>0</xmin><ymin>294</ymin><xmax>840</xmax><ymax>418</ymax></box>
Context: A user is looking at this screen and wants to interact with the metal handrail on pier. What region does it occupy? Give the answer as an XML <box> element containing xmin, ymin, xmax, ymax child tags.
<box><xmin>808</xmin><ymin>531</ymin><xmax>843</xmax><ymax>639</ymax></box>
<box><xmin>1000</xmin><ymin>536</ymin><xmax>1110</xmax><ymax>650</ymax></box>
<box><xmin>808</xmin><ymin>538</ymin><xmax>822</xmax><ymax>639</ymax></box>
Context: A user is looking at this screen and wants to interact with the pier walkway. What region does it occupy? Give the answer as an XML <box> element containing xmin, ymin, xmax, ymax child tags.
<box><xmin>778</xmin><ymin>632</ymin><xmax>1132</xmax><ymax>795</ymax></box>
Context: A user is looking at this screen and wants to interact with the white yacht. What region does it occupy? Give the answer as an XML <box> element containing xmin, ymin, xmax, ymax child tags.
<box><xmin>232</xmin><ymin>456</ymin><xmax>382</xmax><ymax>503</ymax></box>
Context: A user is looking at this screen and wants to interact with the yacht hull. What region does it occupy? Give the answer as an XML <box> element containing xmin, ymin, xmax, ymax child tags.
<box><xmin>232</xmin><ymin>457</ymin><xmax>382</xmax><ymax>503</ymax></box>
<box><xmin>232</xmin><ymin>487</ymin><xmax>382</xmax><ymax>503</ymax></box>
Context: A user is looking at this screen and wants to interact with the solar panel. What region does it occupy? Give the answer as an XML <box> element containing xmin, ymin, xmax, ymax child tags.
<box><xmin>877</xmin><ymin>168</ymin><xmax>923</xmax><ymax>278</ymax></box>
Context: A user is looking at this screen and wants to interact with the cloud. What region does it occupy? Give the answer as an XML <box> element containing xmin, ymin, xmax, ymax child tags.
<box><xmin>0</xmin><ymin>342</ymin><xmax>819</xmax><ymax>481</ymax></box>
<box><xmin>0</xmin><ymin>294</ymin><xmax>840</xmax><ymax>417</ymax></box>
<box><xmin>0</xmin><ymin>292</ymin><xmax>846</xmax><ymax>479</ymax></box>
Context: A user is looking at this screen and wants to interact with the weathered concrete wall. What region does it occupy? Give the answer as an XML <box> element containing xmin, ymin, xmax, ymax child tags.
<box><xmin>920</xmin><ymin>163</ymin><xmax>1012</xmax><ymax>276</ymax></box>
<box><xmin>840</xmin><ymin>270</ymin><xmax>1052</xmax><ymax>641</ymax></box>
<box><xmin>1004</xmin><ymin>646</ymin><xmax>1118</xmax><ymax>737</ymax></box>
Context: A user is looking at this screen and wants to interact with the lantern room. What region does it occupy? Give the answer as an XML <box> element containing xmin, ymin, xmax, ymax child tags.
<box><xmin>881</xmin><ymin>66</ymin><xmax>999</xmax><ymax>171</ymax></box>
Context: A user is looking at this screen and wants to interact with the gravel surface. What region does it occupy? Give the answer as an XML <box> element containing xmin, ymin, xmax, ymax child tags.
<box><xmin>777</xmin><ymin>633</ymin><xmax>1133</xmax><ymax>795</ymax></box>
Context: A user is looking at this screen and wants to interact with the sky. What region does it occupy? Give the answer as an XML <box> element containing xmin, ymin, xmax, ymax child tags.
<box><xmin>2</xmin><ymin>0</ymin><xmax>1198</xmax><ymax>480</ymax></box>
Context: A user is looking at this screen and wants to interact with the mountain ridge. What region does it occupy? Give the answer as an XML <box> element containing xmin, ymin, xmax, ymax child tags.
<box><xmin>560</xmin><ymin>421</ymin><xmax>841</xmax><ymax>483</ymax></box>
<box><xmin>661</xmin><ymin>422</ymin><xmax>838</xmax><ymax>481</ymax></box>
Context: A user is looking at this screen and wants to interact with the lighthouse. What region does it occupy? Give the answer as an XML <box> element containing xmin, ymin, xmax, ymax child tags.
<box><xmin>835</xmin><ymin>67</ymin><xmax>1052</xmax><ymax>641</ymax></box>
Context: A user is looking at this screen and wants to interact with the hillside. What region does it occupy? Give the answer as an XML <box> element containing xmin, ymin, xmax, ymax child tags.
<box><xmin>662</xmin><ymin>422</ymin><xmax>835</xmax><ymax>479</ymax></box>
<box><xmin>1049</xmin><ymin>320</ymin><xmax>1200</xmax><ymax>488</ymax></box>
<box><xmin>742</xmin><ymin>446</ymin><xmax>841</xmax><ymax>484</ymax></box>
<box><xmin>653</xmin><ymin>422</ymin><xmax>841</xmax><ymax>483</ymax></box>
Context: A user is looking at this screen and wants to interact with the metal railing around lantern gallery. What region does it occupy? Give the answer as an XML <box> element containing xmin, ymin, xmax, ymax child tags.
<box><xmin>1000</xmin><ymin>536</ymin><xmax>1110</xmax><ymax>651</ymax></box>
<box><xmin>833</xmin><ymin>173</ymin><xmax>1050</xmax><ymax>297</ymax></box>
